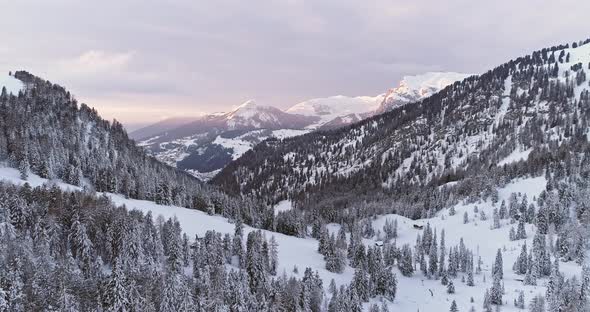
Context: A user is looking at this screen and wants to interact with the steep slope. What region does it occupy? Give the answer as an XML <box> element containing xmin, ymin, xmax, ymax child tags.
<box><xmin>213</xmin><ymin>39</ymin><xmax>590</xmax><ymax>219</ymax></box>
<box><xmin>0</xmin><ymin>71</ymin><xmax>270</xmax><ymax>225</ymax></box>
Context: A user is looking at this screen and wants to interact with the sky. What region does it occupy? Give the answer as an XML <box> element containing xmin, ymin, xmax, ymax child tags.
<box><xmin>1</xmin><ymin>0</ymin><xmax>589</xmax><ymax>131</ymax></box>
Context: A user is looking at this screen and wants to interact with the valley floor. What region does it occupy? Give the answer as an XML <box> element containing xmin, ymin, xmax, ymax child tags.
<box><xmin>0</xmin><ymin>166</ymin><xmax>583</xmax><ymax>311</ymax></box>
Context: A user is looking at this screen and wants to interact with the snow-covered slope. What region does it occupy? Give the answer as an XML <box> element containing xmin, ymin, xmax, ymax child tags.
<box><xmin>223</xmin><ymin>99</ymin><xmax>317</xmax><ymax>130</ymax></box>
<box><xmin>215</xmin><ymin>41</ymin><xmax>590</xmax><ymax>210</ymax></box>
<box><xmin>286</xmin><ymin>95</ymin><xmax>385</xmax><ymax>129</ymax></box>
<box><xmin>285</xmin><ymin>72</ymin><xmax>469</xmax><ymax>129</ymax></box>
<box><xmin>0</xmin><ymin>73</ymin><xmax>24</xmax><ymax>95</ymax></box>
<box><xmin>0</xmin><ymin>165</ymin><xmax>354</xmax><ymax>290</ymax></box>
<box><xmin>1</xmin><ymin>164</ymin><xmax>580</xmax><ymax>312</ymax></box>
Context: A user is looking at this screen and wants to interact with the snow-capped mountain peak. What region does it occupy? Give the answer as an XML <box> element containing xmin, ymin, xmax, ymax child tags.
<box><xmin>223</xmin><ymin>99</ymin><xmax>314</xmax><ymax>130</ymax></box>
<box><xmin>133</xmin><ymin>71</ymin><xmax>469</xmax><ymax>178</ymax></box>
<box><xmin>227</xmin><ymin>99</ymin><xmax>274</xmax><ymax>120</ymax></box>
<box><xmin>377</xmin><ymin>71</ymin><xmax>471</xmax><ymax>113</ymax></box>
<box><xmin>286</xmin><ymin>94</ymin><xmax>385</xmax><ymax>129</ymax></box>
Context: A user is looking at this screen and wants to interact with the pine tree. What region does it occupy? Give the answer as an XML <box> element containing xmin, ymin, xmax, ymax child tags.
<box><xmin>399</xmin><ymin>244</ymin><xmax>414</xmax><ymax>276</ymax></box>
<box><xmin>159</xmin><ymin>274</ymin><xmax>180</xmax><ymax>312</ymax></box>
<box><xmin>102</xmin><ymin>259</ymin><xmax>129</xmax><ymax>312</ymax></box>
<box><xmin>509</xmin><ymin>227</ymin><xmax>516</xmax><ymax>241</ymax></box>
<box><xmin>499</xmin><ymin>200</ymin><xmax>507</xmax><ymax>219</ymax></box>
<box><xmin>514</xmin><ymin>242</ymin><xmax>528</xmax><ymax>275</ymax></box>
<box><xmin>269</xmin><ymin>236</ymin><xmax>279</xmax><ymax>275</ymax></box>
<box><xmin>529</xmin><ymin>294</ymin><xmax>545</xmax><ymax>312</ymax></box>
<box><xmin>447</xmin><ymin>280</ymin><xmax>455</xmax><ymax>294</ymax></box>
<box><xmin>467</xmin><ymin>270</ymin><xmax>475</xmax><ymax>286</ymax></box>
<box><xmin>515</xmin><ymin>291</ymin><xmax>525</xmax><ymax>309</ymax></box>
<box><xmin>490</xmin><ymin>274</ymin><xmax>503</xmax><ymax>305</ymax></box>
<box><xmin>493</xmin><ymin>208</ymin><xmax>501</xmax><ymax>229</ymax></box>
<box><xmin>516</xmin><ymin>218</ymin><xmax>527</xmax><ymax>240</ymax></box>
<box><xmin>493</xmin><ymin>249</ymin><xmax>503</xmax><ymax>279</ymax></box>
<box><xmin>69</xmin><ymin>214</ymin><xmax>95</xmax><ymax>276</ymax></box>
<box><xmin>439</xmin><ymin>229</ymin><xmax>446</xmax><ymax>276</ymax></box>
<box><xmin>352</xmin><ymin>266</ymin><xmax>369</xmax><ymax>301</ymax></box>
<box><xmin>18</xmin><ymin>155</ymin><xmax>29</xmax><ymax>180</ymax></box>
<box><xmin>428</xmin><ymin>230</ymin><xmax>438</xmax><ymax>277</ymax></box>
<box><xmin>483</xmin><ymin>289</ymin><xmax>492</xmax><ymax>312</ymax></box>
<box><xmin>450</xmin><ymin>300</ymin><xmax>458</xmax><ymax>312</ymax></box>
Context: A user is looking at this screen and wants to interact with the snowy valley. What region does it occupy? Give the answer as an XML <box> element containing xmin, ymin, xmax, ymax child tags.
<box><xmin>1</xmin><ymin>37</ymin><xmax>590</xmax><ymax>312</ymax></box>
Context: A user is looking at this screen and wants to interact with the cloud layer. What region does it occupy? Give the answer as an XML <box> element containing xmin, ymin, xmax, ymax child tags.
<box><xmin>1</xmin><ymin>0</ymin><xmax>589</xmax><ymax>130</ymax></box>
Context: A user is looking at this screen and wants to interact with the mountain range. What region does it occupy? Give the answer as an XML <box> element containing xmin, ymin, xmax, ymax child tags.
<box><xmin>132</xmin><ymin>72</ymin><xmax>470</xmax><ymax>180</ymax></box>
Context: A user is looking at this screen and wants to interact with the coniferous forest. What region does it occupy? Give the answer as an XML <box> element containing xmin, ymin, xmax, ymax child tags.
<box><xmin>1</xmin><ymin>27</ymin><xmax>590</xmax><ymax>312</ymax></box>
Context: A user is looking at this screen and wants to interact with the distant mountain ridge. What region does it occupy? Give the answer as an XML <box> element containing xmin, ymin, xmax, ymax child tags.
<box><xmin>131</xmin><ymin>72</ymin><xmax>468</xmax><ymax>179</ymax></box>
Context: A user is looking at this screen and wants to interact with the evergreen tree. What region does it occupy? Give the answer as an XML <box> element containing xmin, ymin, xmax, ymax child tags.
<box><xmin>447</xmin><ymin>280</ymin><xmax>455</xmax><ymax>294</ymax></box>
<box><xmin>516</xmin><ymin>218</ymin><xmax>527</xmax><ymax>240</ymax></box>
<box><xmin>493</xmin><ymin>249</ymin><xmax>503</xmax><ymax>279</ymax></box>
<box><xmin>450</xmin><ymin>300</ymin><xmax>458</xmax><ymax>312</ymax></box>
<box><xmin>490</xmin><ymin>274</ymin><xmax>503</xmax><ymax>305</ymax></box>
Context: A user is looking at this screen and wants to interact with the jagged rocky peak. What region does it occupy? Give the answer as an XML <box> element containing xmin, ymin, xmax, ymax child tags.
<box><xmin>377</xmin><ymin>72</ymin><xmax>471</xmax><ymax>113</ymax></box>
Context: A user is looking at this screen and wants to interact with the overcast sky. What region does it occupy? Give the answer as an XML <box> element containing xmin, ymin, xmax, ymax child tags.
<box><xmin>1</xmin><ymin>0</ymin><xmax>589</xmax><ymax>130</ymax></box>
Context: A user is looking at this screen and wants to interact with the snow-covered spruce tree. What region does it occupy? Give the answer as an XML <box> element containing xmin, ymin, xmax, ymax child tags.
<box><xmin>428</xmin><ymin>229</ymin><xmax>438</xmax><ymax>277</ymax></box>
<box><xmin>492</xmin><ymin>249</ymin><xmax>503</xmax><ymax>279</ymax></box>
<box><xmin>516</xmin><ymin>218</ymin><xmax>527</xmax><ymax>240</ymax></box>
<box><xmin>513</xmin><ymin>242</ymin><xmax>528</xmax><ymax>275</ymax></box>
<box><xmin>450</xmin><ymin>300</ymin><xmax>458</xmax><ymax>312</ymax></box>
<box><xmin>515</xmin><ymin>291</ymin><xmax>525</xmax><ymax>309</ymax></box>
<box><xmin>399</xmin><ymin>244</ymin><xmax>414</xmax><ymax>276</ymax></box>
<box><xmin>467</xmin><ymin>270</ymin><xmax>475</xmax><ymax>286</ymax></box>
<box><xmin>529</xmin><ymin>294</ymin><xmax>545</xmax><ymax>312</ymax></box>
<box><xmin>493</xmin><ymin>208</ymin><xmax>501</xmax><ymax>229</ymax></box>
<box><xmin>490</xmin><ymin>274</ymin><xmax>503</xmax><ymax>305</ymax></box>
<box><xmin>483</xmin><ymin>289</ymin><xmax>492</xmax><ymax>312</ymax></box>
<box><xmin>499</xmin><ymin>200</ymin><xmax>507</xmax><ymax>219</ymax></box>
<box><xmin>447</xmin><ymin>280</ymin><xmax>455</xmax><ymax>294</ymax></box>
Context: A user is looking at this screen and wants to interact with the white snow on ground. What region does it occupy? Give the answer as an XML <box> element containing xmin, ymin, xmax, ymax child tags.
<box><xmin>186</xmin><ymin>168</ymin><xmax>221</xmax><ymax>182</ymax></box>
<box><xmin>387</xmin><ymin>72</ymin><xmax>470</xmax><ymax>102</ymax></box>
<box><xmin>213</xmin><ymin>135</ymin><xmax>255</xmax><ymax>160</ymax></box>
<box><xmin>497</xmin><ymin>148</ymin><xmax>533</xmax><ymax>166</ymax></box>
<box><xmin>272</xmin><ymin>129</ymin><xmax>311</xmax><ymax>139</ymax></box>
<box><xmin>0</xmin><ymin>165</ymin><xmax>582</xmax><ymax>312</ymax></box>
<box><xmin>213</xmin><ymin>129</ymin><xmax>311</xmax><ymax>161</ymax></box>
<box><xmin>0</xmin><ymin>74</ymin><xmax>23</xmax><ymax>95</ymax></box>
<box><xmin>273</xmin><ymin>200</ymin><xmax>293</xmax><ymax>216</ymax></box>
<box><xmin>287</xmin><ymin>95</ymin><xmax>385</xmax><ymax>129</ymax></box>
<box><xmin>0</xmin><ymin>165</ymin><xmax>354</xmax><ymax>290</ymax></box>
<box><xmin>364</xmin><ymin>176</ymin><xmax>582</xmax><ymax>312</ymax></box>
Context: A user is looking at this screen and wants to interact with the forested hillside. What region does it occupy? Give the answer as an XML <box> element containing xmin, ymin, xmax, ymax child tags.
<box><xmin>214</xmin><ymin>38</ymin><xmax>590</xmax><ymax>224</ymax></box>
<box><xmin>0</xmin><ymin>181</ymin><xmax>341</xmax><ymax>311</ymax></box>
<box><xmin>0</xmin><ymin>72</ymin><xmax>270</xmax><ymax>226</ymax></box>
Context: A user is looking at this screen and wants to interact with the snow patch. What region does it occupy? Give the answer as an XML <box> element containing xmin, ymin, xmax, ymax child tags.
<box><xmin>497</xmin><ymin>148</ymin><xmax>532</xmax><ymax>166</ymax></box>
<box><xmin>0</xmin><ymin>74</ymin><xmax>23</xmax><ymax>95</ymax></box>
<box><xmin>273</xmin><ymin>200</ymin><xmax>293</xmax><ymax>216</ymax></box>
